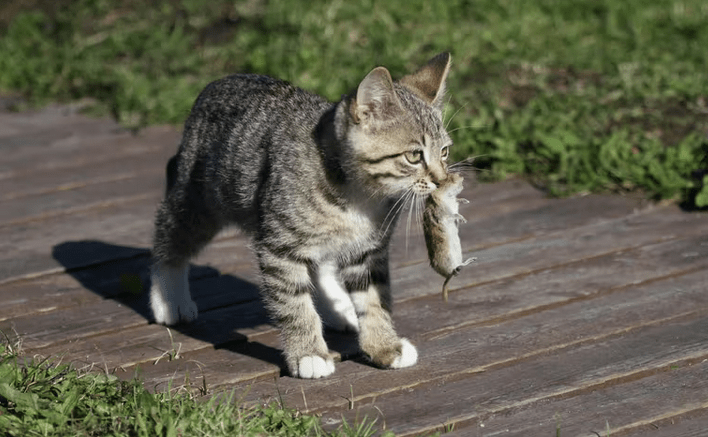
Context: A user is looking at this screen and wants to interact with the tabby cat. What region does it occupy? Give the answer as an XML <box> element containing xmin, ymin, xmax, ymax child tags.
<box><xmin>150</xmin><ymin>53</ymin><xmax>454</xmax><ymax>378</ymax></box>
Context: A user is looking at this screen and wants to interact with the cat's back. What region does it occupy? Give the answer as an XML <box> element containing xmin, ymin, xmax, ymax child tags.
<box><xmin>187</xmin><ymin>74</ymin><xmax>330</xmax><ymax>134</ymax></box>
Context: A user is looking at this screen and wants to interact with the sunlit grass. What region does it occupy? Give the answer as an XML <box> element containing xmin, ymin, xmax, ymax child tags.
<box><xmin>0</xmin><ymin>341</ymin><xmax>389</xmax><ymax>437</ymax></box>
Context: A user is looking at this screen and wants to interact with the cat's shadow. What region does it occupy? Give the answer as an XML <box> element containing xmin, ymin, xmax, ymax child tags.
<box><xmin>51</xmin><ymin>240</ymin><xmax>359</xmax><ymax>377</ymax></box>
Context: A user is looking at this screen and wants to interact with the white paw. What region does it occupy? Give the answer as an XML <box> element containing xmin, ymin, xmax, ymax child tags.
<box><xmin>391</xmin><ymin>338</ymin><xmax>418</xmax><ymax>369</ymax></box>
<box><xmin>320</xmin><ymin>303</ymin><xmax>359</xmax><ymax>333</ymax></box>
<box><xmin>296</xmin><ymin>355</ymin><xmax>336</xmax><ymax>379</ymax></box>
<box><xmin>150</xmin><ymin>263</ymin><xmax>197</xmax><ymax>325</ymax></box>
<box><xmin>315</xmin><ymin>261</ymin><xmax>359</xmax><ymax>333</ymax></box>
<box><xmin>151</xmin><ymin>287</ymin><xmax>198</xmax><ymax>325</ymax></box>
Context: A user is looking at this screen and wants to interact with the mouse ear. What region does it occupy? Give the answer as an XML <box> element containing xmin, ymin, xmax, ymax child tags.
<box><xmin>400</xmin><ymin>52</ymin><xmax>451</xmax><ymax>110</ymax></box>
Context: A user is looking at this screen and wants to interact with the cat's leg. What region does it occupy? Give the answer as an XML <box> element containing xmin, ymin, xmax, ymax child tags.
<box><xmin>345</xmin><ymin>252</ymin><xmax>418</xmax><ymax>369</ymax></box>
<box><xmin>150</xmin><ymin>193</ymin><xmax>220</xmax><ymax>325</ymax></box>
<box><xmin>258</xmin><ymin>248</ymin><xmax>335</xmax><ymax>379</ymax></box>
<box><xmin>314</xmin><ymin>260</ymin><xmax>359</xmax><ymax>333</ymax></box>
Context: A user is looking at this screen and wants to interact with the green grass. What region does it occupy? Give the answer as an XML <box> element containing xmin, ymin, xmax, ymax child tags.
<box><xmin>0</xmin><ymin>0</ymin><xmax>706</xmax><ymax>206</ymax></box>
<box><xmin>0</xmin><ymin>341</ymin><xmax>390</xmax><ymax>437</ymax></box>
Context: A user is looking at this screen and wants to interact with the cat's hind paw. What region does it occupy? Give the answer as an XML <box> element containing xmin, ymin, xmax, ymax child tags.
<box><xmin>390</xmin><ymin>338</ymin><xmax>418</xmax><ymax>369</ymax></box>
<box><xmin>151</xmin><ymin>293</ymin><xmax>198</xmax><ymax>325</ymax></box>
<box><xmin>294</xmin><ymin>355</ymin><xmax>336</xmax><ymax>379</ymax></box>
<box><xmin>150</xmin><ymin>263</ymin><xmax>197</xmax><ymax>325</ymax></box>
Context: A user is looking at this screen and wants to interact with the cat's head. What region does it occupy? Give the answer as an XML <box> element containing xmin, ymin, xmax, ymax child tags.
<box><xmin>338</xmin><ymin>53</ymin><xmax>453</xmax><ymax>200</ymax></box>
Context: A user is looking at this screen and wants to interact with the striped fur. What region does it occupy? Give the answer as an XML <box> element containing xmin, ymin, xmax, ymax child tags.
<box><xmin>150</xmin><ymin>53</ymin><xmax>454</xmax><ymax>378</ymax></box>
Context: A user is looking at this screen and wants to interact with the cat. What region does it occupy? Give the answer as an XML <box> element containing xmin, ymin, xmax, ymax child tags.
<box><xmin>150</xmin><ymin>52</ymin><xmax>454</xmax><ymax>379</ymax></box>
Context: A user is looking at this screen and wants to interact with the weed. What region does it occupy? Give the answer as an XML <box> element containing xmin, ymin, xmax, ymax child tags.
<box><xmin>0</xmin><ymin>343</ymin><xmax>381</xmax><ymax>436</ymax></box>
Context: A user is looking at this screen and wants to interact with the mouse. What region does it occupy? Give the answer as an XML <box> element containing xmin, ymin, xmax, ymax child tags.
<box><xmin>423</xmin><ymin>172</ymin><xmax>476</xmax><ymax>301</ymax></box>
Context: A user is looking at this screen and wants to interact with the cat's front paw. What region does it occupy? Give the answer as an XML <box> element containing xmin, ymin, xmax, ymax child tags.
<box><xmin>390</xmin><ymin>338</ymin><xmax>418</xmax><ymax>369</ymax></box>
<box><xmin>319</xmin><ymin>304</ymin><xmax>359</xmax><ymax>333</ymax></box>
<box><xmin>150</xmin><ymin>286</ymin><xmax>198</xmax><ymax>325</ymax></box>
<box><xmin>291</xmin><ymin>355</ymin><xmax>336</xmax><ymax>379</ymax></box>
<box><xmin>364</xmin><ymin>338</ymin><xmax>418</xmax><ymax>369</ymax></box>
<box><xmin>150</xmin><ymin>263</ymin><xmax>197</xmax><ymax>325</ymax></box>
<box><xmin>152</xmin><ymin>298</ymin><xmax>198</xmax><ymax>325</ymax></box>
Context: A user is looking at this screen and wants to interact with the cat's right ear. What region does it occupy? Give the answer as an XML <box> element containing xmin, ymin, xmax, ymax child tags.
<box><xmin>351</xmin><ymin>67</ymin><xmax>401</xmax><ymax>124</ymax></box>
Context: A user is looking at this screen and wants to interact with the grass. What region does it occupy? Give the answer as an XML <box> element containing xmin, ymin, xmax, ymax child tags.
<box><xmin>0</xmin><ymin>0</ymin><xmax>707</xmax><ymax>206</ymax></box>
<box><xmin>0</xmin><ymin>341</ymin><xmax>391</xmax><ymax>437</ymax></box>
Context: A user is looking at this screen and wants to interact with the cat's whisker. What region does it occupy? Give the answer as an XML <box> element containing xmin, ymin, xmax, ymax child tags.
<box><xmin>415</xmin><ymin>193</ymin><xmax>425</xmax><ymax>230</ymax></box>
<box><xmin>447</xmin><ymin>125</ymin><xmax>476</xmax><ymax>134</ymax></box>
<box><xmin>442</xmin><ymin>94</ymin><xmax>453</xmax><ymax>121</ymax></box>
<box><xmin>444</xmin><ymin>103</ymin><xmax>468</xmax><ymax>130</ymax></box>
<box><xmin>381</xmin><ymin>189</ymin><xmax>410</xmax><ymax>228</ymax></box>
<box><xmin>405</xmin><ymin>192</ymin><xmax>416</xmax><ymax>254</ymax></box>
<box><xmin>449</xmin><ymin>155</ymin><xmax>489</xmax><ymax>176</ymax></box>
<box><xmin>380</xmin><ymin>189</ymin><xmax>412</xmax><ymax>238</ymax></box>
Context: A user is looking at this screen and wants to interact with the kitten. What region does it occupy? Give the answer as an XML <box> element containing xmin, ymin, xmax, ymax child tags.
<box><xmin>150</xmin><ymin>53</ymin><xmax>454</xmax><ymax>378</ymax></box>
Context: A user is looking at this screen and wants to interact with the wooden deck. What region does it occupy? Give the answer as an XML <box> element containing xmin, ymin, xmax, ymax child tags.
<box><xmin>2</xmin><ymin>105</ymin><xmax>708</xmax><ymax>436</ymax></box>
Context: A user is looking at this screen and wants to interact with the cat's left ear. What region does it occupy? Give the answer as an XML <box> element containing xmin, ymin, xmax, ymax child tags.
<box><xmin>352</xmin><ymin>66</ymin><xmax>402</xmax><ymax>124</ymax></box>
<box><xmin>401</xmin><ymin>52</ymin><xmax>452</xmax><ymax>110</ymax></box>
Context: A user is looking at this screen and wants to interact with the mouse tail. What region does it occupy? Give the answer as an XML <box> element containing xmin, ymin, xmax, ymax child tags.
<box><xmin>442</xmin><ymin>275</ymin><xmax>453</xmax><ymax>302</ymax></box>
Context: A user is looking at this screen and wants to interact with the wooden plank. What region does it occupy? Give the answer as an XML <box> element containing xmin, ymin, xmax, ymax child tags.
<box><xmin>0</xmin><ymin>238</ymin><xmax>259</xmax><ymax>321</ymax></box>
<box><xmin>619</xmin><ymin>412</ymin><xmax>708</xmax><ymax>437</ymax></box>
<box><xmin>318</xmin><ymin>315</ymin><xmax>708</xmax><ymax>436</ymax></box>
<box><xmin>0</xmin><ymin>171</ymin><xmax>165</xmax><ymax>226</ymax></box>
<box><xmin>0</xmin><ymin>113</ymin><xmax>178</xmax><ymax>178</ymax></box>
<box><xmin>387</xmin><ymin>191</ymin><xmax>645</xmax><ymax>268</ymax></box>
<box><xmin>0</xmin><ymin>105</ymin><xmax>116</xmax><ymax>135</ymax></box>
<box><xmin>154</xmin><ymin>267</ymin><xmax>708</xmax><ymax>408</ymax></box>
<box><xmin>393</xmin><ymin>204</ymin><xmax>708</xmax><ymax>302</ymax></box>
<box><xmin>234</xmin><ymin>267</ymin><xmax>708</xmax><ymax>417</ymax></box>
<box><xmin>121</xmin><ymin>346</ymin><xmax>283</xmax><ymax>394</ymax></box>
<box><xmin>11</xmin><ymin>221</ymin><xmax>708</xmax><ymax>375</ymax></box>
<box><xmin>2</xmin><ymin>273</ymin><xmax>266</xmax><ymax>351</ymax></box>
<box><xmin>393</xmin><ymin>231</ymin><xmax>708</xmax><ymax>335</ymax></box>
<box><xmin>0</xmin><ymin>196</ymin><xmax>159</xmax><ymax>281</ymax></box>
<box><xmin>2</xmin><ymin>151</ymin><xmax>166</xmax><ymax>203</ymax></box>
<box><xmin>434</xmin><ymin>364</ymin><xmax>708</xmax><ymax>437</ymax></box>
<box><xmin>120</xmin><ymin>328</ymin><xmax>369</xmax><ymax>394</ymax></box>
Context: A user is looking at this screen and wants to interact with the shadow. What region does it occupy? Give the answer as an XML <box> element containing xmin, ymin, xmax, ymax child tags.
<box><xmin>51</xmin><ymin>240</ymin><xmax>292</xmax><ymax>370</ymax></box>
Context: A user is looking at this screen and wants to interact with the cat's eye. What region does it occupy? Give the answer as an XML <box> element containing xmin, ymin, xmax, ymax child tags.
<box><xmin>440</xmin><ymin>146</ymin><xmax>450</xmax><ymax>160</ymax></box>
<box><xmin>405</xmin><ymin>150</ymin><xmax>424</xmax><ymax>165</ymax></box>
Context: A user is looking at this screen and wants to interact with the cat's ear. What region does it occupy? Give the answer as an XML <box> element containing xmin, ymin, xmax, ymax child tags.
<box><xmin>401</xmin><ymin>52</ymin><xmax>451</xmax><ymax>109</ymax></box>
<box><xmin>352</xmin><ymin>66</ymin><xmax>401</xmax><ymax>124</ymax></box>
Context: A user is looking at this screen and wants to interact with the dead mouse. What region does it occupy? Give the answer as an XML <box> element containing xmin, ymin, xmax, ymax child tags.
<box><xmin>423</xmin><ymin>172</ymin><xmax>476</xmax><ymax>301</ymax></box>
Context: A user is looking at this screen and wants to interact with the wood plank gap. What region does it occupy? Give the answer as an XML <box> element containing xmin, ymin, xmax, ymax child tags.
<box><xmin>25</xmin><ymin>319</ymin><xmax>152</xmax><ymax>356</ymax></box>
<box><xmin>2</xmin><ymin>169</ymin><xmax>160</xmax><ymax>202</ymax></box>
<box><xmin>423</xmin><ymin>262</ymin><xmax>708</xmax><ymax>339</ymax></box>
<box><xmin>606</xmin><ymin>405</ymin><xmax>708</xmax><ymax>437</ymax></box>
<box><xmin>0</xmin><ymin>192</ymin><xmax>155</xmax><ymax>229</ymax></box>
<box><xmin>0</xmin><ymin>252</ymin><xmax>150</xmax><ymax>288</ymax></box>
<box><xmin>394</xmin><ymin>234</ymin><xmax>537</xmax><ymax>269</ymax></box>
<box><xmin>0</xmin><ymin>267</ymin><xmax>65</xmax><ymax>287</ymax></box>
